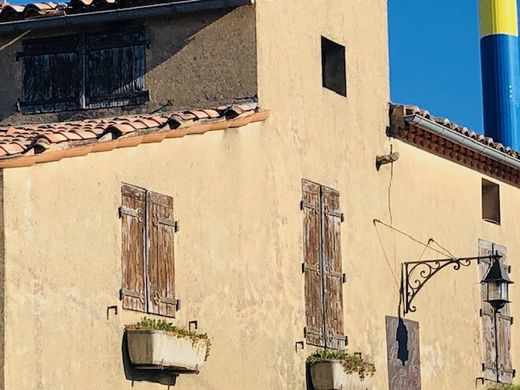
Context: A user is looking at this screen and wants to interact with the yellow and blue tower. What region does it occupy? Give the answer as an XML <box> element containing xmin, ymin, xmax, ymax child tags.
<box><xmin>479</xmin><ymin>0</ymin><xmax>520</xmax><ymax>149</ymax></box>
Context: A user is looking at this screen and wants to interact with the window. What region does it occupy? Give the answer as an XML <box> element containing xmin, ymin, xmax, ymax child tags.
<box><xmin>301</xmin><ymin>179</ymin><xmax>346</xmax><ymax>349</ymax></box>
<box><xmin>120</xmin><ymin>184</ymin><xmax>178</xmax><ymax>317</ymax></box>
<box><xmin>482</xmin><ymin>179</ymin><xmax>500</xmax><ymax>224</ymax></box>
<box><xmin>321</xmin><ymin>36</ymin><xmax>346</xmax><ymax>96</ymax></box>
<box><xmin>478</xmin><ymin>240</ymin><xmax>514</xmax><ymax>383</ymax></box>
<box><xmin>19</xmin><ymin>27</ymin><xmax>148</xmax><ymax>114</ymax></box>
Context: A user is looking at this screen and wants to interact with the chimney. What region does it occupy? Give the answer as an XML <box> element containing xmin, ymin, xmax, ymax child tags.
<box><xmin>479</xmin><ymin>0</ymin><xmax>520</xmax><ymax>149</ymax></box>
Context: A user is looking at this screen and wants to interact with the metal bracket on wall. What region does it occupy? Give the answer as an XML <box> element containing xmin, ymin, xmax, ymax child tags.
<box><xmin>400</xmin><ymin>254</ymin><xmax>500</xmax><ymax>315</ymax></box>
<box><xmin>188</xmin><ymin>320</ymin><xmax>198</xmax><ymax>332</ymax></box>
<box><xmin>106</xmin><ymin>305</ymin><xmax>118</xmax><ymax>320</ymax></box>
<box><xmin>295</xmin><ymin>341</ymin><xmax>305</xmax><ymax>352</ymax></box>
<box><xmin>475</xmin><ymin>377</ymin><xmax>485</xmax><ymax>386</ymax></box>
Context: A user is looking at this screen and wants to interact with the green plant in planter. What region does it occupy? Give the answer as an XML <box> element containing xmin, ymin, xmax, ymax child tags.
<box><xmin>126</xmin><ymin>317</ymin><xmax>212</xmax><ymax>360</ymax></box>
<box><xmin>489</xmin><ymin>385</ymin><xmax>520</xmax><ymax>390</ymax></box>
<box><xmin>306</xmin><ymin>349</ymin><xmax>376</xmax><ymax>380</ymax></box>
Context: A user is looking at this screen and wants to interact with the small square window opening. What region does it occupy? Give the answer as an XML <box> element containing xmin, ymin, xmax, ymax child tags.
<box><xmin>482</xmin><ymin>179</ymin><xmax>500</xmax><ymax>224</ymax></box>
<box><xmin>321</xmin><ymin>36</ymin><xmax>346</xmax><ymax>97</ymax></box>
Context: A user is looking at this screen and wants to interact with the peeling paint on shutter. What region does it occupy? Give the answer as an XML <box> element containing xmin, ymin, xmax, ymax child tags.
<box><xmin>494</xmin><ymin>245</ymin><xmax>514</xmax><ymax>384</ymax></box>
<box><xmin>147</xmin><ymin>191</ymin><xmax>176</xmax><ymax>318</ymax></box>
<box><xmin>479</xmin><ymin>239</ymin><xmax>498</xmax><ymax>381</ymax></box>
<box><xmin>121</xmin><ymin>184</ymin><xmax>146</xmax><ymax>312</ymax></box>
<box><xmin>479</xmin><ymin>241</ymin><xmax>513</xmax><ymax>383</ymax></box>
<box><xmin>322</xmin><ymin>186</ymin><xmax>345</xmax><ymax>350</ymax></box>
<box><xmin>302</xmin><ymin>179</ymin><xmax>325</xmax><ymax>347</ymax></box>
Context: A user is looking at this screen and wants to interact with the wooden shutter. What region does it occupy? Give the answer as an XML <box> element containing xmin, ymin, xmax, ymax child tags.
<box><xmin>146</xmin><ymin>191</ymin><xmax>176</xmax><ymax>317</ymax></box>
<box><xmin>85</xmin><ymin>28</ymin><xmax>148</xmax><ymax>109</ymax></box>
<box><xmin>20</xmin><ymin>35</ymin><xmax>81</xmax><ymax>113</ymax></box>
<box><xmin>120</xmin><ymin>184</ymin><xmax>146</xmax><ymax>312</ymax></box>
<box><xmin>478</xmin><ymin>241</ymin><xmax>513</xmax><ymax>383</ymax></box>
<box><xmin>494</xmin><ymin>245</ymin><xmax>514</xmax><ymax>383</ymax></box>
<box><xmin>322</xmin><ymin>186</ymin><xmax>345</xmax><ymax>350</ymax></box>
<box><xmin>302</xmin><ymin>180</ymin><xmax>325</xmax><ymax>347</ymax></box>
<box><xmin>479</xmin><ymin>240</ymin><xmax>498</xmax><ymax>381</ymax></box>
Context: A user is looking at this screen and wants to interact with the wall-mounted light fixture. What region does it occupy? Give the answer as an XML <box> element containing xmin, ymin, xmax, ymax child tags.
<box><xmin>400</xmin><ymin>254</ymin><xmax>512</xmax><ymax>315</ymax></box>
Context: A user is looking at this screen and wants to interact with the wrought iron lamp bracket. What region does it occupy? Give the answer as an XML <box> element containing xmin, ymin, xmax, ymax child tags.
<box><xmin>400</xmin><ymin>254</ymin><xmax>500</xmax><ymax>315</ymax></box>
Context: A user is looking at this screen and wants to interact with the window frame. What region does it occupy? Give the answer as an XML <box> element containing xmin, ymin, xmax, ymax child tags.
<box><xmin>481</xmin><ymin>178</ymin><xmax>501</xmax><ymax>225</ymax></box>
<box><xmin>18</xmin><ymin>27</ymin><xmax>149</xmax><ymax>114</ymax></box>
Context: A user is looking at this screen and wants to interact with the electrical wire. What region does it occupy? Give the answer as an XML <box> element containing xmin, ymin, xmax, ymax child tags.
<box><xmin>0</xmin><ymin>30</ymin><xmax>31</xmax><ymax>53</ymax></box>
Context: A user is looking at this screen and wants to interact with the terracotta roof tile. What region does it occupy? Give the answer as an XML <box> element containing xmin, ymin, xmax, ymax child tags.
<box><xmin>0</xmin><ymin>102</ymin><xmax>267</xmax><ymax>168</ymax></box>
<box><xmin>0</xmin><ymin>0</ymin><xmax>206</xmax><ymax>22</ymax></box>
<box><xmin>390</xmin><ymin>103</ymin><xmax>520</xmax><ymax>187</ymax></box>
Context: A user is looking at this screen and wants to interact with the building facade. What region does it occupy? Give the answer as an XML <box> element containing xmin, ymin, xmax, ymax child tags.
<box><xmin>0</xmin><ymin>0</ymin><xmax>516</xmax><ymax>389</ymax></box>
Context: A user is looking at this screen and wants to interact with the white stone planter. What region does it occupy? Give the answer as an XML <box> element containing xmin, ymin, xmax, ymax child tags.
<box><xmin>310</xmin><ymin>360</ymin><xmax>348</xmax><ymax>390</ymax></box>
<box><xmin>310</xmin><ymin>360</ymin><xmax>374</xmax><ymax>390</ymax></box>
<box><xmin>126</xmin><ymin>329</ymin><xmax>207</xmax><ymax>372</ymax></box>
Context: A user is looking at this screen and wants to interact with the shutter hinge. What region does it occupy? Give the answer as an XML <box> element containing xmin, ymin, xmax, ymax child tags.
<box><xmin>511</xmin><ymin>317</ymin><xmax>514</xmax><ymax>325</ymax></box>
<box><xmin>479</xmin><ymin>308</ymin><xmax>483</xmax><ymax>317</ymax></box>
<box><xmin>513</xmin><ymin>369</ymin><xmax>517</xmax><ymax>378</ymax></box>
<box><xmin>342</xmin><ymin>273</ymin><xmax>347</xmax><ymax>284</ymax></box>
<box><xmin>302</xmin><ymin>263</ymin><xmax>305</xmax><ymax>273</ymax></box>
<box><xmin>300</xmin><ymin>200</ymin><xmax>304</xmax><ymax>211</ymax></box>
<box><xmin>508</xmin><ymin>265</ymin><xmax>512</xmax><ymax>273</ymax></box>
<box><xmin>175</xmin><ymin>299</ymin><xmax>181</xmax><ymax>312</ymax></box>
<box><xmin>345</xmin><ymin>335</ymin><xmax>349</xmax><ymax>346</ymax></box>
<box><xmin>174</xmin><ymin>221</ymin><xmax>180</xmax><ymax>233</ymax></box>
<box><xmin>119</xmin><ymin>288</ymin><xmax>123</xmax><ymax>301</ymax></box>
<box><xmin>340</xmin><ymin>213</ymin><xmax>345</xmax><ymax>223</ymax></box>
<box><xmin>303</xmin><ymin>327</ymin><xmax>307</xmax><ymax>338</ymax></box>
<box><xmin>482</xmin><ymin>363</ymin><xmax>485</xmax><ymax>372</ymax></box>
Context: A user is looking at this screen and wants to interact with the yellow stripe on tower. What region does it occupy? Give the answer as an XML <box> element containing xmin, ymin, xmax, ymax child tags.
<box><xmin>479</xmin><ymin>0</ymin><xmax>518</xmax><ymax>38</ymax></box>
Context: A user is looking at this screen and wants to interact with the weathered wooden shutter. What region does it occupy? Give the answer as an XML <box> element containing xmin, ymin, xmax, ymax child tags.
<box><xmin>478</xmin><ymin>241</ymin><xmax>513</xmax><ymax>383</ymax></box>
<box><xmin>120</xmin><ymin>184</ymin><xmax>146</xmax><ymax>312</ymax></box>
<box><xmin>322</xmin><ymin>186</ymin><xmax>345</xmax><ymax>350</ymax></box>
<box><xmin>494</xmin><ymin>245</ymin><xmax>514</xmax><ymax>383</ymax></box>
<box><xmin>20</xmin><ymin>35</ymin><xmax>81</xmax><ymax>113</ymax></box>
<box><xmin>479</xmin><ymin>240</ymin><xmax>498</xmax><ymax>381</ymax></box>
<box><xmin>302</xmin><ymin>180</ymin><xmax>325</xmax><ymax>347</ymax></box>
<box><xmin>146</xmin><ymin>191</ymin><xmax>176</xmax><ymax>317</ymax></box>
<box><xmin>85</xmin><ymin>28</ymin><xmax>148</xmax><ymax>109</ymax></box>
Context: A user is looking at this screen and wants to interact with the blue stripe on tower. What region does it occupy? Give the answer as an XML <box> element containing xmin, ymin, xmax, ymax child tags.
<box><xmin>480</xmin><ymin>34</ymin><xmax>520</xmax><ymax>149</ymax></box>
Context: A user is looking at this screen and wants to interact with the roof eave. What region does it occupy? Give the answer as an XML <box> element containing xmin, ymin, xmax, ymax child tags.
<box><xmin>0</xmin><ymin>0</ymin><xmax>255</xmax><ymax>33</ymax></box>
<box><xmin>403</xmin><ymin>114</ymin><xmax>520</xmax><ymax>172</ymax></box>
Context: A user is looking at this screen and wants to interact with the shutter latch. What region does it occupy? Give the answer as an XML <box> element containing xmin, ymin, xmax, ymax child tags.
<box><xmin>175</xmin><ymin>299</ymin><xmax>181</xmax><ymax>312</ymax></box>
<box><xmin>174</xmin><ymin>221</ymin><xmax>180</xmax><ymax>233</ymax></box>
<box><xmin>342</xmin><ymin>273</ymin><xmax>347</xmax><ymax>284</ymax></box>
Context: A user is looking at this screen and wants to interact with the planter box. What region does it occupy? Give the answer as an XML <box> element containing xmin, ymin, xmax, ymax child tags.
<box><xmin>126</xmin><ymin>329</ymin><xmax>207</xmax><ymax>372</ymax></box>
<box><xmin>310</xmin><ymin>360</ymin><xmax>347</xmax><ymax>390</ymax></box>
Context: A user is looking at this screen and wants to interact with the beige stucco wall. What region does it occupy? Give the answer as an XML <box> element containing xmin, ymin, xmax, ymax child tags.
<box><xmin>0</xmin><ymin>1</ymin><xmax>518</xmax><ymax>390</ymax></box>
<box><xmin>0</xmin><ymin>6</ymin><xmax>256</xmax><ymax>125</ymax></box>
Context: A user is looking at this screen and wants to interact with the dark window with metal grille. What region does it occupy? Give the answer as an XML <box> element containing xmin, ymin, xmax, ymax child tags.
<box><xmin>302</xmin><ymin>179</ymin><xmax>346</xmax><ymax>350</ymax></box>
<box><xmin>120</xmin><ymin>184</ymin><xmax>178</xmax><ymax>318</ymax></box>
<box><xmin>19</xmin><ymin>28</ymin><xmax>148</xmax><ymax>114</ymax></box>
<box><xmin>321</xmin><ymin>36</ymin><xmax>346</xmax><ymax>97</ymax></box>
<box><xmin>478</xmin><ymin>240</ymin><xmax>514</xmax><ymax>384</ymax></box>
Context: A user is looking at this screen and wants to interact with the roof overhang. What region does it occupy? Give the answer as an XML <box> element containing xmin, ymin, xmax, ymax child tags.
<box><xmin>0</xmin><ymin>0</ymin><xmax>254</xmax><ymax>34</ymax></box>
<box><xmin>390</xmin><ymin>104</ymin><xmax>520</xmax><ymax>187</ymax></box>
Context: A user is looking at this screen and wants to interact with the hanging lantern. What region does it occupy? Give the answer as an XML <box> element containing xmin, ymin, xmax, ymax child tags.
<box><xmin>482</xmin><ymin>256</ymin><xmax>513</xmax><ymax>311</ymax></box>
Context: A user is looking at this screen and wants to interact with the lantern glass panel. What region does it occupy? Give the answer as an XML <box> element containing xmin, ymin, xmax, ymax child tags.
<box><xmin>487</xmin><ymin>281</ymin><xmax>508</xmax><ymax>302</ymax></box>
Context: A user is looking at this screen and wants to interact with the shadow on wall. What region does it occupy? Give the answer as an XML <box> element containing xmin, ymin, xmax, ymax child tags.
<box><xmin>0</xmin><ymin>5</ymin><xmax>257</xmax><ymax>125</ymax></box>
<box><xmin>121</xmin><ymin>332</ymin><xmax>178</xmax><ymax>387</ymax></box>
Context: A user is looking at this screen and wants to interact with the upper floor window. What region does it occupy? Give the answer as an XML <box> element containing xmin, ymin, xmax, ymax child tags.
<box><xmin>301</xmin><ymin>179</ymin><xmax>346</xmax><ymax>349</ymax></box>
<box><xmin>321</xmin><ymin>36</ymin><xmax>346</xmax><ymax>97</ymax></box>
<box><xmin>482</xmin><ymin>178</ymin><xmax>500</xmax><ymax>224</ymax></box>
<box><xmin>18</xmin><ymin>27</ymin><xmax>148</xmax><ymax>114</ymax></box>
<box><xmin>120</xmin><ymin>184</ymin><xmax>178</xmax><ymax>318</ymax></box>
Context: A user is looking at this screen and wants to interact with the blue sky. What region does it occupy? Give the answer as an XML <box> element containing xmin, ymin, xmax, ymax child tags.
<box><xmin>388</xmin><ymin>1</ymin><xmax>486</xmax><ymax>133</ymax></box>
